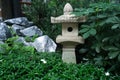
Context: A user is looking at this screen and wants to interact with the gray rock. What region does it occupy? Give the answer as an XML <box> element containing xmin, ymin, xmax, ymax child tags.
<box><xmin>15</xmin><ymin>37</ymin><xmax>32</xmax><ymax>46</ymax></box>
<box><xmin>0</xmin><ymin>41</ymin><xmax>4</xmax><ymax>44</ymax></box>
<box><xmin>0</xmin><ymin>17</ymin><xmax>2</xmax><ymax>22</ymax></box>
<box><xmin>0</xmin><ymin>22</ymin><xmax>12</xmax><ymax>41</ymax></box>
<box><xmin>11</xmin><ymin>24</ymin><xmax>25</xmax><ymax>36</ymax></box>
<box><xmin>4</xmin><ymin>17</ymin><xmax>33</xmax><ymax>26</ymax></box>
<box><xmin>14</xmin><ymin>36</ymin><xmax>57</xmax><ymax>52</ymax></box>
<box><xmin>32</xmin><ymin>35</ymin><xmax>57</xmax><ymax>52</ymax></box>
<box><xmin>20</xmin><ymin>26</ymin><xmax>43</xmax><ymax>37</ymax></box>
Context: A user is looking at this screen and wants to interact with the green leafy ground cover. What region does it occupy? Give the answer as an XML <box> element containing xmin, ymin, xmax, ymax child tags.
<box><xmin>0</xmin><ymin>37</ymin><xmax>119</xmax><ymax>80</ymax></box>
<box><xmin>0</xmin><ymin>49</ymin><xmax>118</xmax><ymax>80</ymax></box>
<box><xmin>1</xmin><ymin>0</ymin><xmax>120</xmax><ymax>80</ymax></box>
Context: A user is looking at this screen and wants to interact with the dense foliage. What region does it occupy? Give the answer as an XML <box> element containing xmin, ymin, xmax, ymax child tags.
<box><xmin>0</xmin><ymin>37</ymin><xmax>119</xmax><ymax>79</ymax></box>
<box><xmin>73</xmin><ymin>2</ymin><xmax>120</xmax><ymax>74</ymax></box>
<box><xmin>21</xmin><ymin>0</ymin><xmax>120</xmax><ymax>77</ymax></box>
<box><xmin>22</xmin><ymin>0</ymin><xmax>106</xmax><ymax>39</ymax></box>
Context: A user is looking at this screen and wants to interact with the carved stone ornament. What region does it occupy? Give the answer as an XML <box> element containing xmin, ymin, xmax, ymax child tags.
<box><xmin>51</xmin><ymin>3</ymin><xmax>87</xmax><ymax>63</ymax></box>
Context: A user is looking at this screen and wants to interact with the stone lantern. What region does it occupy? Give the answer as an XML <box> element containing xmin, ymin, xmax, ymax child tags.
<box><xmin>51</xmin><ymin>3</ymin><xmax>86</xmax><ymax>63</ymax></box>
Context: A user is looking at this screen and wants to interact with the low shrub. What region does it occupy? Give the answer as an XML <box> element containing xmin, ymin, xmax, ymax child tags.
<box><xmin>0</xmin><ymin>37</ymin><xmax>119</xmax><ymax>79</ymax></box>
<box><xmin>0</xmin><ymin>51</ymin><xmax>116</xmax><ymax>80</ymax></box>
<box><xmin>0</xmin><ymin>52</ymin><xmax>61</xmax><ymax>79</ymax></box>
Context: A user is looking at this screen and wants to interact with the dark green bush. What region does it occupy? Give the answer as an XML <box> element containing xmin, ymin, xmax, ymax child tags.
<box><xmin>0</xmin><ymin>37</ymin><xmax>118</xmax><ymax>80</ymax></box>
<box><xmin>22</xmin><ymin>0</ymin><xmax>120</xmax><ymax>39</ymax></box>
<box><xmin>43</xmin><ymin>63</ymin><xmax>110</xmax><ymax>80</ymax></box>
<box><xmin>22</xmin><ymin>0</ymin><xmax>98</xmax><ymax>39</ymax></box>
<box><xmin>21</xmin><ymin>0</ymin><xmax>120</xmax><ymax>77</ymax></box>
<box><xmin>73</xmin><ymin>2</ymin><xmax>120</xmax><ymax>74</ymax></box>
<box><xmin>0</xmin><ymin>52</ymin><xmax>61</xmax><ymax>79</ymax></box>
<box><xmin>0</xmin><ymin>51</ymin><xmax>115</xmax><ymax>80</ymax></box>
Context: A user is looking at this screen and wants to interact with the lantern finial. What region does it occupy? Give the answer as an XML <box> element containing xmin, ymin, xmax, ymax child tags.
<box><xmin>63</xmin><ymin>3</ymin><xmax>73</xmax><ymax>15</ymax></box>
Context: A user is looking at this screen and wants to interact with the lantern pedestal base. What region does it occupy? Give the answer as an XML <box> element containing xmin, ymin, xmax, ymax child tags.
<box><xmin>62</xmin><ymin>45</ymin><xmax>76</xmax><ymax>64</ymax></box>
<box><xmin>56</xmin><ymin>35</ymin><xmax>84</xmax><ymax>64</ymax></box>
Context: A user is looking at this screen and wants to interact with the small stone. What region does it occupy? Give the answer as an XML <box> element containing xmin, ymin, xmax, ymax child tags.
<box><xmin>4</xmin><ymin>17</ymin><xmax>33</xmax><ymax>27</ymax></box>
<box><xmin>0</xmin><ymin>17</ymin><xmax>2</xmax><ymax>22</ymax></box>
<box><xmin>11</xmin><ymin>24</ymin><xmax>25</xmax><ymax>36</ymax></box>
<box><xmin>20</xmin><ymin>26</ymin><xmax>43</xmax><ymax>37</ymax></box>
<box><xmin>32</xmin><ymin>35</ymin><xmax>57</xmax><ymax>52</ymax></box>
<box><xmin>0</xmin><ymin>41</ymin><xmax>4</xmax><ymax>44</ymax></box>
<box><xmin>0</xmin><ymin>22</ymin><xmax>12</xmax><ymax>41</ymax></box>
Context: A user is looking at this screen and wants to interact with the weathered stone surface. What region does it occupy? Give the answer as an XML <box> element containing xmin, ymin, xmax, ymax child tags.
<box><xmin>0</xmin><ymin>17</ymin><xmax>57</xmax><ymax>53</ymax></box>
<box><xmin>4</xmin><ymin>17</ymin><xmax>33</xmax><ymax>26</ymax></box>
<box><xmin>0</xmin><ymin>17</ymin><xmax>2</xmax><ymax>22</ymax></box>
<box><xmin>15</xmin><ymin>37</ymin><xmax>32</xmax><ymax>46</ymax></box>
<box><xmin>0</xmin><ymin>22</ymin><xmax>12</xmax><ymax>41</ymax></box>
<box><xmin>32</xmin><ymin>35</ymin><xmax>57</xmax><ymax>52</ymax></box>
<box><xmin>11</xmin><ymin>24</ymin><xmax>25</xmax><ymax>36</ymax></box>
<box><xmin>0</xmin><ymin>41</ymin><xmax>4</xmax><ymax>44</ymax></box>
<box><xmin>14</xmin><ymin>36</ymin><xmax>57</xmax><ymax>52</ymax></box>
<box><xmin>51</xmin><ymin>3</ymin><xmax>86</xmax><ymax>63</ymax></box>
<box><xmin>20</xmin><ymin>26</ymin><xmax>43</xmax><ymax>37</ymax></box>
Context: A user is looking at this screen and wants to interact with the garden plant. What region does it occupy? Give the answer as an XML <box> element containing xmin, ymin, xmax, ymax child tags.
<box><xmin>0</xmin><ymin>37</ymin><xmax>119</xmax><ymax>79</ymax></box>
<box><xmin>0</xmin><ymin>0</ymin><xmax>120</xmax><ymax>79</ymax></box>
<box><xmin>73</xmin><ymin>2</ymin><xmax>120</xmax><ymax>75</ymax></box>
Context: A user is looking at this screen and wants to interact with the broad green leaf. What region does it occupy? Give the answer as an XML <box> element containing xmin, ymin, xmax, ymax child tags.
<box><xmin>99</xmin><ymin>20</ymin><xmax>106</xmax><ymax>26</ymax></box>
<box><xmin>72</xmin><ymin>12</ymin><xmax>83</xmax><ymax>16</ymax></box>
<box><xmin>83</xmin><ymin>32</ymin><xmax>90</xmax><ymax>39</ymax></box>
<box><xmin>79</xmin><ymin>48</ymin><xmax>88</xmax><ymax>54</ymax></box>
<box><xmin>79</xmin><ymin>28</ymin><xmax>89</xmax><ymax>33</ymax></box>
<box><xmin>104</xmin><ymin>46</ymin><xmax>119</xmax><ymax>51</ymax></box>
<box><xmin>114</xmin><ymin>16</ymin><xmax>120</xmax><ymax>23</ymax></box>
<box><xmin>94</xmin><ymin>56</ymin><xmax>103</xmax><ymax>66</ymax></box>
<box><xmin>74</xmin><ymin>8</ymin><xmax>85</xmax><ymax>12</ymax></box>
<box><xmin>89</xmin><ymin>29</ymin><xmax>97</xmax><ymax>36</ymax></box>
<box><xmin>81</xmin><ymin>25</ymin><xmax>90</xmax><ymax>28</ymax></box>
<box><xmin>108</xmin><ymin>51</ymin><xmax>119</xmax><ymax>59</ymax></box>
<box><xmin>106</xmin><ymin>16</ymin><xmax>120</xmax><ymax>24</ymax></box>
<box><xmin>111</xmin><ymin>24</ymin><xmax>119</xmax><ymax>29</ymax></box>
<box><xmin>95</xmin><ymin>46</ymin><xmax>100</xmax><ymax>53</ymax></box>
<box><xmin>102</xmin><ymin>37</ymin><xmax>109</xmax><ymax>42</ymax></box>
<box><xmin>97</xmin><ymin>14</ymin><xmax>107</xmax><ymax>18</ymax></box>
<box><xmin>86</xmin><ymin>8</ymin><xmax>94</xmax><ymax>13</ymax></box>
<box><xmin>118</xmin><ymin>54</ymin><xmax>120</xmax><ymax>61</ymax></box>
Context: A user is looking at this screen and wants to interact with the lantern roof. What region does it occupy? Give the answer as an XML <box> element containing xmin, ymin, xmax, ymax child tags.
<box><xmin>51</xmin><ymin>3</ymin><xmax>86</xmax><ymax>23</ymax></box>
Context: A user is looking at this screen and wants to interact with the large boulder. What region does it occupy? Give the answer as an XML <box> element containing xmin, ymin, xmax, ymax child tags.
<box><xmin>32</xmin><ymin>35</ymin><xmax>57</xmax><ymax>52</ymax></box>
<box><xmin>20</xmin><ymin>26</ymin><xmax>43</xmax><ymax>37</ymax></box>
<box><xmin>11</xmin><ymin>24</ymin><xmax>25</xmax><ymax>36</ymax></box>
<box><xmin>0</xmin><ymin>22</ymin><xmax>12</xmax><ymax>41</ymax></box>
<box><xmin>4</xmin><ymin>17</ymin><xmax>33</xmax><ymax>27</ymax></box>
